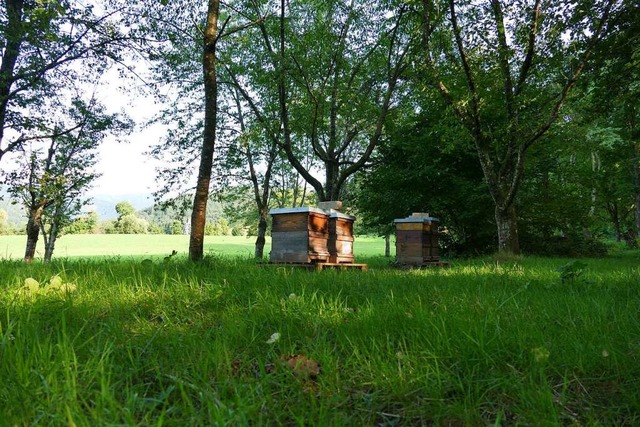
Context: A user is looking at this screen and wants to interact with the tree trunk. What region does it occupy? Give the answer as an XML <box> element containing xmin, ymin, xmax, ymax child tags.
<box><xmin>495</xmin><ymin>204</ymin><xmax>520</xmax><ymax>254</ymax></box>
<box><xmin>189</xmin><ymin>0</ymin><xmax>219</xmax><ymax>261</ymax></box>
<box><xmin>255</xmin><ymin>211</ymin><xmax>268</xmax><ymax>259</ymax></box>
<box><xmin>634</xmin><ymin>143</ymin><xmax>640</xmax><ymax>241</ymax></box>
<box><xmin>0</xmin><ymin>0</ymin><xmax>25</xmax><ymax>161</ymax></box>
<box><xmin>43</xmin><ymin>219</ymin><xmax>59</xmax><ymax>262</ymax></box>
<box><xmin>24</xmin><ymin>205</ymin><xmax>44</xmax><ymax>263</ymax></box>
<box><xmin>324</xmin><ymin>159</ymin><xmax>341</xmax><ymax>202</ymax></box>
<box><xmin>384</xmin><ymin>233</ymin><xmax>391</xmax><ymax>258</ymax></box>
<box><xmin>608</xmin><ymin>202</ymin><xmax>623</xmax><ymax>242</ymax></box>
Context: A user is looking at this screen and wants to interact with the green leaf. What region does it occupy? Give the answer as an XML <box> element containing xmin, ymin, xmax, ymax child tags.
<box><xmin>48</xmin><ymin>275</ymin><xmax>63</xmax><ymax>288</ymax></box>
<box><xmin>23</xmin><ymin>278</ymin><xmax>40</xmax><ymax>292</ymax></box>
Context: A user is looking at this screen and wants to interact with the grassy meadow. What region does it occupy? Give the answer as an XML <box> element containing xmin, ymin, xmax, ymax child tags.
<box><xmin>0</xmin><ymin>235</ymin><xmax>639</xmax><ymax>425</ymax></box>
<box><xmin>0</xmin><ymin>234</ymin><xmax>387</xmax><ymax>260</ymax></box>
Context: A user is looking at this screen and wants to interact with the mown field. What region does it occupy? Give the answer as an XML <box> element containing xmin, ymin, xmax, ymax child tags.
<box><xmin>0</xmin><ymin>234</ymin><xmax>387</xmax><ymax>260</ymax></box>
<box><xmin>0</xmin><ymin>236</ymin><xmax>639</xmax><ymax>425</ymax></box>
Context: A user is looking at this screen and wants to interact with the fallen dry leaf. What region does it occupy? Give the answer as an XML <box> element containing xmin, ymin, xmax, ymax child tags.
<box><xmin>280</xmin><ymin>354</ymin><xmax>321</xmax><ymax>380</ymax></box>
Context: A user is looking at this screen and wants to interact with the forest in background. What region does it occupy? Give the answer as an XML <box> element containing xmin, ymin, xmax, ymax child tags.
<box><xmin>0</xmin><ymin>0</ymin><xmax>638</xmax><ymax>261</ymax></box>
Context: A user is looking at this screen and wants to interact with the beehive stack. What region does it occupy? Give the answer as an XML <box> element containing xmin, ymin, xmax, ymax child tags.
<box><xmin>269</xmin><ymin>207</ymin><xmax>330</xmax><ymax>263</ymax></box>
<box><xmin>394</xmin><ymin>213</ymin><xmax>440</xmax><ymax>265</ymax></box>
<box><xmin>269</xmin><ymin>201</ymin><xmax>359</xmax><ymax>266</ymax></box>
<box><xmin>327</xmin><ymin>211</ymin><xmax>355</xmax><ymax>263</ymax></box>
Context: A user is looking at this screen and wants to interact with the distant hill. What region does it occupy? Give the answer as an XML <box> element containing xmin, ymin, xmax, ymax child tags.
<box><xmin>88</xmin><ymin>193</ymin><xmax>155</xmax><ymax>220</ymax></box>
<box><xmin>1</xmin><ymin>191</ymin><xmax>155</xmax><ymax>224</ymax></box>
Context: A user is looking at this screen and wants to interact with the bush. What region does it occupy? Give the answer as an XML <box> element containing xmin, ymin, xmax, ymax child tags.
<box><xmin>117</xmin><ymin>215</ymin><xmax>148</xmax><ymax>234</ymax></box>
<box><xmin>522</xmin><ymin>233</ymin><xmax>608</xmax><ymax>257</ymax></box>
<box><xmin>169</xmin><ymin>220</ymin><xmax>184</xmax><ymax>235</ymax></box>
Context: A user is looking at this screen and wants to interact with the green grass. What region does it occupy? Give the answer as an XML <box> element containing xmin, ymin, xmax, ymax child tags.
<box><xmin>0</xmin><ymin>251</ymin><xmax>639</xmax><ymax>425</ymax></box>
<box><xmin>0</xmin><ymin>234</ymin><xmax>388</xmax><ymax>260</ymax></box>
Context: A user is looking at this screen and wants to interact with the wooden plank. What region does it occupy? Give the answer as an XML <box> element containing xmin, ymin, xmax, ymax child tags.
<box><xmin>328</xmin><ymin>254</ymin><xmax>355</xmax><ymax>263</ymax></box>
<box><xmin>315</xmin><ymin>263</ymin><xmax>367</xmax><ymax>271</ymax></box>
<box><xmin>271</xmin><ymin>231</ymin><xmax>309</xmax><ymax>253</ymax></box>
<box><xmin>308</xmin><ymin>213</ymin><xmax>329</xmax><ymax>233</ymax></box>
<box><xmin>263</xmin><ymin>261</ymin><xmax>366</xmax><ymax>271</ymax></box>
<box><xmin>329</xmin><ymin>218</ymin><xmax>354</xmax><ymax>236</ymax></box>
<box><xmin>272</xmin><ymin>213</ymin><xmax>308</xmax><ymax>232</ymax></box>
<box><xmin>396</xmin><ymin>222</ymin><xmax>431</xmax><ymax>232</ymax></box>
<box><xmin>331</xmin><ymin>239</ymin><xmax>353</xmax><ymax>254</ymax></box>
<box><xmin>270</xmin><ymin>251</ymin><xmax>312</xmax><ymax>263</ymax></box>
<box><xmin>396</xmin><ymin>231</ymin><xmax>437</xmax><ymax>244</ymax></box>
<box><xmin>308</xmin><ymin>236</ymin><xmax>330</xmax><ymax>255</ymax></box>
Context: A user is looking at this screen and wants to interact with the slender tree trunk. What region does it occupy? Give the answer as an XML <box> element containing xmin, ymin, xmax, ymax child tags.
<box><xmin>255</xmin><ymin>210</ymin><xmax>268</xmax><ymax>259</ymax></box>
<box><xmin>590</xmin><ymin>151</ymin><xmax>600</xmax><ymax>217</ymax></box>
<box><xmin>189</xmin><ymin>0</ymin><xmax>219</xmax><ymax>261</ymax></box>
<box><xmin>495</xmin><ymin>204</ymin><xmax>520</xmax><ymax>254</ymax></box>
<box><xmin>42</xmin><ymin>206</ymin><xmax>62</xmax><ymax>262</ymax></box>
<box><xmin>634</xmin><ymin>143</ymin><xmax>640</xmax><ymax>241</ymax></box>
<box><xmin>384</xmin><ymin>233</ymin><xmax>391</xmax><ymax>258</ymax></box>
<box><xmin>44</xmin><ymin>222</ymin><xmax>58</xmax><ymax>262</ymax></box>
<box><xmin>0</xmin><ymin>0</ymin><xmax>25</xmax><ymax>162</ymax></box>
<box><xmin>24</xmin><ymin>205</ymin><xmax>44</xmax><ymax>263</ymax></box>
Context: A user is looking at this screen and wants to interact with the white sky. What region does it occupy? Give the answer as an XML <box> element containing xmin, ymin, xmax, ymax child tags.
<box><xmin>89</xmin><ymin>75</ymin><xmax>166</xmax><ymax>197</ymax></box>
<box><xmin>90</xmin><ymin>123</ymin><xmax>164</xmax><ymax>197</ymax></box>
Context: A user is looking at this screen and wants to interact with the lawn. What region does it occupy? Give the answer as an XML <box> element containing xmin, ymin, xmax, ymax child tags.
<box><xmin>0</xmin><ymin>241</ymin><xmax>638</xmax><ymax>425</ymax></box>
<box><xmin>0</xmin><ymin>234</ymin><xmax>388</xmax><ymax>260</ymax></box>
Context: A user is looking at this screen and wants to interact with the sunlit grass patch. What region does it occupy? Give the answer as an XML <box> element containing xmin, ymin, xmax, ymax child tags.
<box><xmin>0</xmin><ymin>253</ymin><xmax>639</xmax><ymax>424</ymax></box>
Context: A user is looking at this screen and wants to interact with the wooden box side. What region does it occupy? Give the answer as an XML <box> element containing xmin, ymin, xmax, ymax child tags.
<box><xmin>272</xmin><ymin>213</ymin><xmax>309</xmax><ymax>232</ymax></box>
<box><xmin>308</xmin><ymin>212</ymin><xmax>329</xmax><ymax>234</ymax></box>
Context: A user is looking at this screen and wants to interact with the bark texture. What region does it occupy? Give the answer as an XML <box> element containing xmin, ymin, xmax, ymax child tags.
<box><xmin>189</xmin><ymin>0</ymin><xmax>219</xmax><ymax>261</ymax></box>
<box><xmin>24</xmin><ymin>204</ymin><xmax>44</xmax><ymax>263</ymax></box>
<box><xmin>0</xmin><ymin>0</ymin><xmax>25</xmax><ymax>162</ymax></box>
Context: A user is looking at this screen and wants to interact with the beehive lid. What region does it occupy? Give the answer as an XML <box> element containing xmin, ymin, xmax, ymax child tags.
<box><xmin>328</xmin><ymin>211</ymin><xmax>355</xmax><ymax>220</ymax></box>
<box><xmin>394</xmin><ymin>214</ymin><xmax>439</xmax><ymax>223</ymax></box>
<box><xmin>269</xmin><ymin>207</ymin><xmax>327</xmax><ymax>215</ymax></box>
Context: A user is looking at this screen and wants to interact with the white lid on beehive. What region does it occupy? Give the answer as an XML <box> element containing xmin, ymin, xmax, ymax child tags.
<box><xmin>269</xmin><ymin>206</ymin><xmax>327</xmax><ymax>215</ymax></box>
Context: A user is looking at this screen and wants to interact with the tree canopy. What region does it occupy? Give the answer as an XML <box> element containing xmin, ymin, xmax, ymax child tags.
<box><xmin>2</xmin><ymin>0</ymin><xmax>638</xmax><ymax>259</ymax></box>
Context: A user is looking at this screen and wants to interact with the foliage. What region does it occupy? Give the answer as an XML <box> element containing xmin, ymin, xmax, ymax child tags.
<box><xmin>418</xmin><ymin>0</ymin><xmax>623</xmax><ymax>253</ymax></box>
<box><xmin>0</xmin><ymin>209</ymin><xmax>17</xmax><ymax>235</ymax></box>
<box><xmin>104</xmin><ymin>202</ymin><xmax>149</xmax><ymax>234</ymax></box>
<box><xmin>354</xmin><ymin>100</ymin><xmax>496</xmax><ymax>255</ymax></box>
<box><xmin>0</xmin><ymin>0</ymin><xmax>132</xmax><ymax>163</ymax></box>
<box><xmin>63</xmin><ymin>211</ymin><xmax>99</xmax><ymax>235</ymax></box>
<box><xmin>225</xmin><ymin>0</ymin><xmax>414</xmax><ymax>201</ymax></box>
<box><xmin>555</xmin><ymin>260</ymin><xmax>589</xmax><ymax>283</ymax></box>
<box><xmin>2</xmin><ymin>98</ymin><xmax>129</xmax><ymax>261</ymax></box>
<box><xmin>115</xmin><ymin>202</ymin><xmax>137</xmax><ymax>218</ymax></box>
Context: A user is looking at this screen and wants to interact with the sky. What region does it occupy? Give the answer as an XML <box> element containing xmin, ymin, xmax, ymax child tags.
<box><xmin>90</xmin><ymin>124</ymin><xmax>163</xmax><ymax>197</ymax></box>
<box><xmin>89</xmin><ymin>75</ymin><xmax>166</xmax><ymax>198</ymax></box>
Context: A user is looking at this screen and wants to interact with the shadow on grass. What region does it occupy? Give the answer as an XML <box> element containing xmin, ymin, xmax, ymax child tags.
<box><xmin>1</xmin><ymin>254</ymin><xmax>639</xmax><ymax>424</ymax></box>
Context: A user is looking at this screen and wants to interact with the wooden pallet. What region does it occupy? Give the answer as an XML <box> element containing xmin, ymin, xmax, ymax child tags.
<box><xmin>314</xmin><ymin>262</ymin><xmax>368</xmax><ymax>271</ymax></box>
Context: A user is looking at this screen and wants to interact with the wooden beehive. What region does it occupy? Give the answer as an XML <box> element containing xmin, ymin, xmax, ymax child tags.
<box><xmin>269</xmin><ymin>207</ymin><xmax>330</xmax><ymax>263</ymax></box>
<box><xmin>394</xmin><ymin>214</ymin><xmax>440</xmax><ymax>265</ymax></box>
<box><xmin>328</xmin><ymin>211</ymin><xmax>355</xmax><ymax>263</ymax></box>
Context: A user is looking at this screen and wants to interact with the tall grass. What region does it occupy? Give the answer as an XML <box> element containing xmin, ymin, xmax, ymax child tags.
<box><xmin>0</xmin><ymin>253</ymin><xmax>639</xmax><ymax>425</ymax></box>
